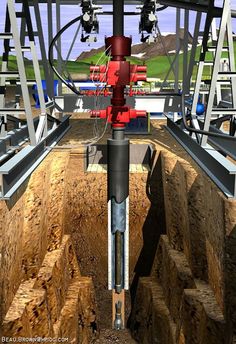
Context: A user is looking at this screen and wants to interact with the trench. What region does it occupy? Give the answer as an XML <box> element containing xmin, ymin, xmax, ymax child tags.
<box><xmin>2</xmin><ymin>118</ymin><xmax>234</xmax><ymax>342</ymax></box>
<box><xmin>62</xmin><ymin>141</ymin><xmax>165</xmax><ymax>343</ymax></box>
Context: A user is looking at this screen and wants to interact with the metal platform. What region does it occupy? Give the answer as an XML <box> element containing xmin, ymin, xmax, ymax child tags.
<box><xmin>0</xmin><ymin>115</ymin><xmax>70</xmax><ymax>200</ymax></box>
<box><xmin>86</xmin><ymin>143</ymin><xmax>154</xmax><ymax>173</ymax></box>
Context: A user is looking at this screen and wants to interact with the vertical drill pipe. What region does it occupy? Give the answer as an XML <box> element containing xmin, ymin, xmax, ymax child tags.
<box><xmin>108</xmin><ymin>131</ymin><xmax>129</xmax><ymax>329</ymax></box>
<box><xmin>113</xmin><ymin>0</ymin><xmax>124</xmax><ymax>36</ymax></box>
<box><xmin>109</xmin><ymin>0</ymin><xmax>129</xmax><ymax>329</ymax></box>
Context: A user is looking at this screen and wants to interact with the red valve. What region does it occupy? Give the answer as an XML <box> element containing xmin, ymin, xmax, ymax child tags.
<box><xmin>91</xmin><ymin>106</ymin><xmax>146</xmax><ymax>125</ymax></box>
<box><xmin>89</xmin><ymin>35</ymin><xmax>147</xmax><ymax>127</ymax></box>
<box><xmin>90</xmin><ymin>73</ymin><xmax>106</xmax><ymax>81</ymax></box>
<box><xmin>91</xmin><ymin>63</ymin><xmax>147</xmax><ymax>84</ymax></box>
<box><xmin>90</xmin><ymin>65</ymin><xmax>106</xmax><ymax>73</ymax></box>
<box><xmin>130</xmin><ymin>73</ymin><xmax>147</xmax><ymax>82</ymax></box>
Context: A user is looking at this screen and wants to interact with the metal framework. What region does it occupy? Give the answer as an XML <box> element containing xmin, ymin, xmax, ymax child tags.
<box><xmin>1</xmin><ymin>0</ymin><xmax>236</xmax><ymax>202</ymax></box>
<box><xmin>0</xmin><ymin>0</ymin><xmax>70</xmax><ymax>199</ymax></box>
<box><xmin>167</xmin><ymin>0</ymin><xmax>236</xmax><ymax>199</ymax></box>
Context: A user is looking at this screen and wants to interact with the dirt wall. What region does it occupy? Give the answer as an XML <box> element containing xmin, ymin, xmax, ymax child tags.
<box><xmin>130</xmin><ymin>150</ymin><xmax>236</xmax><ymax>343</ymax></box>
<box><xmin>0</xmin><ymin>151</ymin><xmax>98</xmax><ymax>343</ymax></box>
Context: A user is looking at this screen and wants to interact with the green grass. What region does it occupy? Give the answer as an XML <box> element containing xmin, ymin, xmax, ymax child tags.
<box><xmin>1</xmin><ymin>41</ymin><xmax>236</xmax><ymax>80</ymax></box>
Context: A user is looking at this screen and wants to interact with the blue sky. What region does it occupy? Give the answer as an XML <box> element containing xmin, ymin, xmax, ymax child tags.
<box><xmin>0</xmin><ymin>0</ymin><xmax>235</xmax><ymax>59</ymax></box>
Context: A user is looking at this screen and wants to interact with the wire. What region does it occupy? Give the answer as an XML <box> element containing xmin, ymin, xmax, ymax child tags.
<box><xmin>73</xmin><ymin>48</ymin><xmax>111</xmax><ymax>146</ymax></box>
<box><xmin>156</xmin><ymin>5</ymin><xmax>168</xmax><ymax>12</ymax></box>
<box><xmin>90</xmin><ymin>47</ymin><xmax>111</xmax><ymax>142</ymax></box>
<box><xmin>180</xmin><ymin>95</ymin><xmax>236</xmax><ymax>141</ymax></box>
<box><xmin>48</xmin><ymin>14</ymin><xmax>111</xmax><ymax>147</ymax></box>
<box><xmin>90</xmin><ymin>44</ymin><xmax>111</xmax><ymax>87</ymax></box>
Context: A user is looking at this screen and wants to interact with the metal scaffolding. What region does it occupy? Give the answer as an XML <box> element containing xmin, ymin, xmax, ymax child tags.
<box><xmin>167</xmin><ymin>0</ymin><xmax>236</xmax><ymax>199</ymax></box>
<box><xmin>1</xmin><ymin>0</ymin><xmax>236</xmax><ymax>200</ymax></box>
<box><xmin>0</xmin><ymin>0</ymin><xmax>70</xmax><ymax>199</ymax></box>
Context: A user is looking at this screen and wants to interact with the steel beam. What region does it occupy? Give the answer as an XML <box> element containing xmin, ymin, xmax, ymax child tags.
<box><xmin>174</xmin><ymin>8</ymin><xmax>180</xmax><ymax>93</ymax></box>
<box><xmin>16</xmin><ymin>0</ymin><xmax>142</xmax><ymax>3</ymax></box>
<box><xmin>56</xmin><ymin>0</ymin><xmax>63</xmax><ymax>96</ymax></box>
<box><xmin>166</xmin><ymin>117</ymin><xmax>236</xmax><ymax>199</ymax></box>
<box><xmin>0</xmin><ymin>115</ymin><xmax>70</xmax><ymax>199</ymax></box>
<box><xmin>182</xmin><ymin>9</ymin><xmax>189</xmax><ymax>95</ymax></box>
<box><xmin>158</xmin><ymin>0</ymin><xmax>223</xmax><ymax>16</ymax></box>
<box><xmin>7</xmin><ymin>0</ymin><xmax>37</xmax><ymax>145</ymax></box>
<box><xmin>197</xmin><ymin>121</ymin><xmax>236</xmax><ymax>161</ymax></box>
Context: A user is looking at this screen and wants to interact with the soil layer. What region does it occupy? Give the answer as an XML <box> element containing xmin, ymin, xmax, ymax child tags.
<box><xmin>1</xmin><ymin>109</ymin><xmax>236</xmax><ymax>342</ymax></box>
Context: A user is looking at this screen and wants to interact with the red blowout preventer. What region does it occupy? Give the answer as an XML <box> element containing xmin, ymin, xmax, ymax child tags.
<box><xmin>90</xmin><ymin>35</ymin><xmax>147</xmax><ymax>128</ymax></box>
<box><xmin>90</xmin><ymin>63</ymin><xmax>147</xmax><ymax>84</ymax></box>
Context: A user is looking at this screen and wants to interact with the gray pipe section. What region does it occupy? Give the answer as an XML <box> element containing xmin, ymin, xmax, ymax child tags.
<box><xmin>112</xmin><ymin>127</ymin><xmax>125</xmax><ymax>140</ymax></box>
<box><xmin>111</xmin><ymin>198</ymin><xmax>126</xmax><ymax>233</ymax></box>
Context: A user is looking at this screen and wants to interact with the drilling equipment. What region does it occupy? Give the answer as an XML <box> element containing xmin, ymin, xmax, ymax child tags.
<box><xmin>90</xmin><ymin>0</ymin><xmax>147</xmax><ymax>329</ymax></box>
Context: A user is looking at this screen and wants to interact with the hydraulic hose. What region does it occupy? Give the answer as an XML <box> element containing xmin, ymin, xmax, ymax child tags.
<box><xmin>181</xmin><ymin>95</ymin><xmax>236</xmax><ymax>141</ymax></box>
<box><xmin>156</xmin><ymin>5</ymin><xmax>168</xmax><ymax>11</ymax></box>
<box><xmin>48</xmin><ymin>15</ymin><xmax>82</xmax><ymax>95</ymax></box>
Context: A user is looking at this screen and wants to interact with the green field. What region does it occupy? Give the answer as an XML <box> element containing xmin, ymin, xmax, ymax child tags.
<box><xmin>1</xmin><ymin>42</ymin><xmax>236</xmax><ymax>81</ymax></box>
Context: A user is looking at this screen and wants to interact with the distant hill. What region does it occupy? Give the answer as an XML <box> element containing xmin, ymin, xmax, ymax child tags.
<box><xmin>76</xmin><ymin>29</ymin><xmax>194</xmax><ymax>61</ymax></box>
<box><xmin>78</xmin><ymin>46</ymin><xmax>105</xmax><ymax>61</ymax></box>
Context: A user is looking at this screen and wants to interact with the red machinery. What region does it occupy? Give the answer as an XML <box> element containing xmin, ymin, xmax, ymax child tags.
<box><xmin>90</xmin><ymin>36</ymin><xmax>147</xmax><ymax>126</ymax></box>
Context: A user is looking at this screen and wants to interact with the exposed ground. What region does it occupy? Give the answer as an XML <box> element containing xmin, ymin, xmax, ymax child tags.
<box><xmin>55</xmin><ymin>115</ymin><xmax>232</xmax><ymax>343</ymax></box>
<box><xmin>56</xmin><ymin>117</ymin><xmax>168</xmax><ymax>343</ymax></box>
<box><xmin>1</xmin><ymin>90</ymin><xmax>236</xmax><ymax>342</ymax></box>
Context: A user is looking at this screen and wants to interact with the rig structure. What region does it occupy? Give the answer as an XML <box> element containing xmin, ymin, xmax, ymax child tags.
<box><xmin>1</xmin><ymin>0</ymin><xmax>236</xmax><ymax>332</ymax></box>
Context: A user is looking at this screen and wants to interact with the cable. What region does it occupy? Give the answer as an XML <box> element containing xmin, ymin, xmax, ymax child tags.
<box><xmin>90</xmin><ymin>44</ymin><xmax>111</xmax><ymax>87</ymax></box>
<box><xmin>156</xmin><ymin>5</ymin><xmax>168</xmax><ymax>12</ymax></box>
<box><xmin>90</xmin><ymin>47</ymin><xmax>112</xmax><ymax>141</ymax></box>
<box><xmin>101</xmin><ymin>11</ymin><xmax>141</xmax><ymax>15</ymax></box>
<box><xmin>180</xmin><ymin>95</ymin><xmax>236</xmax><ymax>141</ymax></box>
<box><xmin>53</xmin><ymin>42</ymin><xmax>78</xmax><ymax>93</ymax></box>
<box><xmin>48</xmin><ymin>15</ymin><xmax>82</xmax><ymax>95</ymax></box>
<box><xmin>48</xmin><ymin>14</ymin><xmax>111</xmax><ymax>147</ymax></box>
<box><xmin>75</xmin><ymin>49</ymin><xmax>111</xmax><ymax>146</ymax></box>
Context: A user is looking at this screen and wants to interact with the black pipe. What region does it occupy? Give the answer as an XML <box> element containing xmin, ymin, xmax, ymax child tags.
<box><xmin>113</xmin><ymin>0</ymin><xmax>124</xmax><ymax>36</ymax></box>
<box><xmin>109</xmin><ymin>1</ymin><xmax>129</xmax><ymax>303</ymax></box>
<box><xmin>107</xmin><ymin>137</ymin><xmax>129</xmax><ymax>203</ymax></box>
<box><xmin>48</xmin><ymin>15</ymin><xmax>82</xmax><ymax>95</ymax></box>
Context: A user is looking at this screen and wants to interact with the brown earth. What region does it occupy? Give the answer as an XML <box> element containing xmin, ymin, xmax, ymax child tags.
<box><xmin>1</xmin><ymin>105</ymin><xmax>236</xmax><ymax>343</ymax></box>
<box><xmin>51</xmin><ymin>116</ymin><xmax>236</xmax><ymax>342</ymax></box>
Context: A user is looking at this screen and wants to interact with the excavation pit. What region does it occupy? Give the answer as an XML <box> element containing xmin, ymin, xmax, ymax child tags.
<box><xmin>63</xmin><ymin>141</ymin><xmax>163</xmax><ymax>343</ymax></box>
<box><xmin>1</xmin><ymin>118</ymin><xmax>236</xmax><ymax>343</ymax></box>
